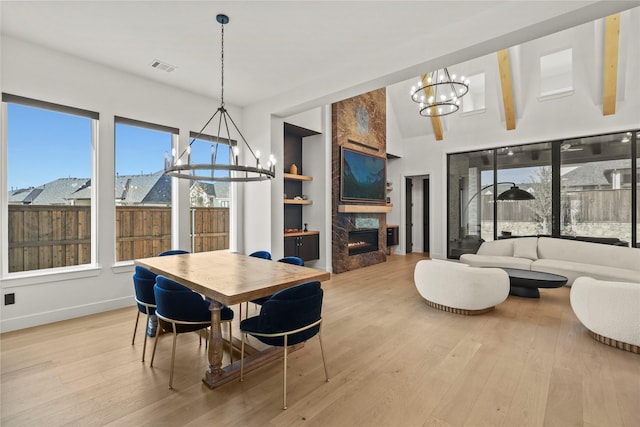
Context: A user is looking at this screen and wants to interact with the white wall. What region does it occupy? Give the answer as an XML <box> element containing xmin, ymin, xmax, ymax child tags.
<box><xmin>0</xmin><ymin>36</ymin><xmax>246</xmax><ymax>331</ymax></box>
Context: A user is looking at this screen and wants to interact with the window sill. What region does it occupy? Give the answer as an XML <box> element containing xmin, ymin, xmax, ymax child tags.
<box><xmin>459</xmin><ymin>108</ymin><xmax>486</xmax><ymax>117</ymax></box>
<box><xmin>112</xmin><ymin>261</ymin><xmax>135</xmax><ymax>274</ymax></box>
<box><xmin>538</xmin><ymin>89</ymin><xmax>574</xmax><ymax>102</ymax></box>
<box><xmin>1</xmin><ymin>265</ymin><xmax>102</xmax><ymax>288</ymax></box>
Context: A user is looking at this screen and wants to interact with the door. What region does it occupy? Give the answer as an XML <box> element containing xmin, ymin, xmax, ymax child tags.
<box><xmin>298</xmin><ymin>234</ymin><xmax>320</xmax><ymax>262</ymax></box>
<box><xmin>284</xmin><ymin>236</ymin><xmax>297</xmax><ymax>257</ymax></box>
<box><xmin>423</xmin><ymin>178</ymin><xmax>430</xmax><ymax>253</ymax></box>
<box><xmin>405</xmin><ymin>178</ymin><xmax>413</xmax><ymax>253</ymax></box>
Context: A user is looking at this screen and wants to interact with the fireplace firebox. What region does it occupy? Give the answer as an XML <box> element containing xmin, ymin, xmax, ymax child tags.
<box><xmin>348</xmin><ymin>229</ymin><xmax>379</xmax><ymax>256</ymax></box>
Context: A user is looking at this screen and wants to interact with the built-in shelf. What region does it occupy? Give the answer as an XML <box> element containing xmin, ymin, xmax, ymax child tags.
<box><xmin>283</xmin><ymin>173</ymin><xmax>313</xmax><ymax>181</ymax></box>
<box><xmin>338</xmin><ymin>204</ymin><xmax>392</xmax><ymax>213</ymax></box>
<box><xmin>284</xmin><ymin>230</ymin><xmax>320</xmax><ymax>237</ymax></box>
<box><xmin>284</xmin><ymin>199</ymin><xmax>313</xmax><ymax>205</ymax></box>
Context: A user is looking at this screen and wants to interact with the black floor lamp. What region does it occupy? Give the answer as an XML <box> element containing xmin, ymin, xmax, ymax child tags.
<box><xmin>460</xmin><ymin>182</ymin><xmax>535</xmax><ymax>237</ymax></box>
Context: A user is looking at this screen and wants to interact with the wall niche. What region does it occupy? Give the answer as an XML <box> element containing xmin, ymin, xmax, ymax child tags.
<box><xmin>332</xmin><ymin>88</ymin><xmax>387</xmax><ymax>273</ymax></box>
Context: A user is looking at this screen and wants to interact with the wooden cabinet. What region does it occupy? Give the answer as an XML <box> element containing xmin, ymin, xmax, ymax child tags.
<box><xmin>387</xmin><ymin>225</ymin><xmax>399</xmax><ymax>255</ymax></box>
<box><xmin>284</xmin><ymin>232</ymin><xmax>319</xmax><ymax>262</ymax></box>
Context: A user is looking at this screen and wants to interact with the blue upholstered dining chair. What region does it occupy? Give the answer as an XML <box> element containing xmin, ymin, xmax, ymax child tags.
<box><xmin>249</xmin><ymin>256</ymin><xmax>305</xmax><ymax>309</ymax></box>
<box><xmin>150</xmin><ymin>275</ymin><xmax>234</xmax><ymax>389</ymax></box>
<box><xmin>247</xmin><ymin>256</ymin><xmax>306</xmax><ymax>313</ymax></box>
<box><xmin>249</xmin><ymin>250</ymin><xmax>272</xmax><ymax>260</ymax></box>
<box><xmin>158</xmin><ymin>249</ymin><xmax>190</xmax><ymax>256</ymax></box>
<box><xmin>240</xmin><ymin>280</ymin><xmax>329</xmax><ymax>409</ymax></box>
<box><xmin>242</xmin><ymin>250</ymin><xmax>273</xmax><ymax>319</ymax></box>
<box><xmin>277</xmin><ymin>256</ymin><xmax>304</xmax><ymax>266</ymax></box>
<box><xmin>132</xmin><ymin>266</ymin><xmax>158</xmax><ymax>362</ymax></box>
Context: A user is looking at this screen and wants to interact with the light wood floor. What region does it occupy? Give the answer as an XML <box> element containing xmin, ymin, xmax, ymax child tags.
<box><xmin>1</xmin><ymin>253</ymin><xmax>638</xmax><ymax>426</ymax></box>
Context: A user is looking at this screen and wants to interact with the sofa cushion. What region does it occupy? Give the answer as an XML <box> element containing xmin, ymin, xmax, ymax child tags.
<box><xmin>532</xmin><ymin>259</ymin><xmax>640</xmax><ymax>286</ymax></box>
<box><xmin>460</xmin><ymin>254</ymin><xmax>532</xmax><ymax>270</ymax></box>
<box><xmin>476</xmin><ymin>239</ymin><xmax>515</xmax><ymax>256</ymax></box>
<box><xmin>537</xmin><ymin>237</ymin><xmax>640</xmax><ymax>272</ymax></box>
<box><xmin>512</xmin><ymin>237</ymin><xmax>538</xmax><ymax>260</ymax></box>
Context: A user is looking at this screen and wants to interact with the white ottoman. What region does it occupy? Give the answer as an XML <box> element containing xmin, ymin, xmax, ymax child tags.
<box><xmin>414</xmin><ymin>259</ymin><xmax>510</xmax><ymax>315</ymax></box>
<box><xmin>570</xmin><ymin>277</ymin><xmax>640</xmax><ymax>353</ymax></box>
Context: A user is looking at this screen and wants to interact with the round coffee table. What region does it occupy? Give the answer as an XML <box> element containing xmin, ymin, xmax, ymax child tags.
<box><xmin>501</xmin><ymin>268</ymin><xmax>568</xmax><ymax>298</ymax></box>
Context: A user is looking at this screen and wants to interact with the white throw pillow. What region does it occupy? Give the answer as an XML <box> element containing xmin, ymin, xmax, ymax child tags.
<box><xmin>512</xmin><ymin>237</ymin><xmax>538</xmax><ymax>260</ymax></box>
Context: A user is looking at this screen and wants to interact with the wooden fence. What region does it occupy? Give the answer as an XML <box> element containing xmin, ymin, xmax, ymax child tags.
<box><xmin>8</xmin><ymin>205</ymin><xmax>229</xmax><ymax>272</ymax></box>
<box><xmin>479</xmin><ymin>189</ymin><xmax>632</xmax><ymax>222</ymax></box>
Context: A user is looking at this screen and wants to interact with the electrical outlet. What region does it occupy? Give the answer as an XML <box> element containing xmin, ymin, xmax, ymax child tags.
<box><xmin>4</xmin><ymin>293</ymin><xmax>15</xmax><ymax>305</ymax></box>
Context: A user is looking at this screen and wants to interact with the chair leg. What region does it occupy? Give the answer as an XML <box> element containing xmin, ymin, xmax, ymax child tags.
<box><xmin>283</xmin><ymin>335</ymin><xmax>288</xmax><ymax>410</ymax></box>
<box><xmin>141</xmin><ymin>312</ymin><xmax>151</xmax><ymax>362</ymax></box>
<box><xmin>169</xmin><ymin>328</ymin><xmax>178</xmax><ymax>389</ymax></box>
<box><xmin>319</xmin><ymin>329</ymin><xmax>330</xmax><ymax>382</ymax></box>
<box><xmin>132</xmin><ymin>311</ymin><xmax>140</xmax><ymax>346</ymax></box>
<box><xmin>228</xmin><ymin>321</ymin><xmax>233</xmax><ymax>364</ymax></box>
<box><xmin>150</xmin><ymin>326</ymin><xmax>160</xmax><ymax>367</ymax></box>
<box><xmin>240</xmin><ymin>333</ymin><xmax>246</xmax><ymax>381</ymax></box>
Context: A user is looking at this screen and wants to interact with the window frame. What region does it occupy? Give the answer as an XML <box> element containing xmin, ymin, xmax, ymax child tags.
<box><xmin>1</xmin><ymin>94</ymin><xmax>99</xmax><ymax>278</ymax></box>
<box><xmin>113</xmin><ymin>116</ymin><xmax>178</xmax><ymax>263</ymax></box>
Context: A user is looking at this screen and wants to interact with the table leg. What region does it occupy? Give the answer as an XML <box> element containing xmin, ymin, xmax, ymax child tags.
<box><xmin>509</xmin><ymin>285</ymin><xmax>540</xmax><ymax>298</ymax></box>
<box><xmin>204</xmin><ymin>299</ymin><xmax>224</xmax><ymax>386</ymax></box>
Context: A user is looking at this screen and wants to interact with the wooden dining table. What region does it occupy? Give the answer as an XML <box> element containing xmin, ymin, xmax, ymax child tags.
<box><xmin>135</xmin><ymin>250</ymin><xmax>331</xmax><ymax>388</ymax></box>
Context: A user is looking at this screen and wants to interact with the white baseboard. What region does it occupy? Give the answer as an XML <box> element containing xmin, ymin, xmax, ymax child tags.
<box><xmin>0</xmin><ymin>296</ymin><xmax>134</xmax><ymax>333</ymax></box>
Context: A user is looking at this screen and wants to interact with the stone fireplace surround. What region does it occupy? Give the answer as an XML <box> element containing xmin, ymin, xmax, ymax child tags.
<box><xmin>331</xmin><ymin>88</ymin><xmax>387</xmax><ymax>274</ymax></box>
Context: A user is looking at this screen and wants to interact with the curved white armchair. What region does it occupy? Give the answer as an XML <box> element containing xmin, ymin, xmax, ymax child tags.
<box><xmin>570</xmin><ymin>277</ymin><xmax>640</xmax><ymax>353</ymax></box>
<box><xmin>414</xmin><ymin>259</ymin><xmax>509</xmax><ymax>315</ymax></box>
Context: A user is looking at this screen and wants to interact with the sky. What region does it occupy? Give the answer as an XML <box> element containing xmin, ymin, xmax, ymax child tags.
<box><xmin>7</xmin><ymin>103</ymin><xmax>231</xmax><ymax>190</ymax></box>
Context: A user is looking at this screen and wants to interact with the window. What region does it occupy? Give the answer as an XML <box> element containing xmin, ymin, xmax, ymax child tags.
<box><xmin>188</xmin><ymin>132</ymin><xmax>232</xmax><ymax>252</ymax></box>
<box><xmin>636</xmin><ymin>132</ymin><xmax>639</xmax><ymax>247</ymax></box>
<box><xmin>560</xmin><ymin>133</ymin><xmax>632</xmax><ymax>243</ymax></box>
<box><xmin>4</xmin><ymin>94</ymin><xmax>97</xmax><ymax>273</ymax></box>
<box><xmin>447</xmin><ymin>150</ymin><xmax>494</xmax><ymax>258</ymax></box>
<box><xmin>447</xmin><ymin>129</ymin><xmax>639</xmax><ymax>259</ymax></box>
<box><xmin>539</xmin><ymin>48</ymin><xmax>573</xmax><ymax>97</ymax></box>
<box><xmin>462</xmin><ymin>73</ymin><xmax>486</xmax><ymax>113</ymax></box>
<box><xmin>114</xmin><ymin>117</ymin><xmax>177</xmax><ymax>261</ymax></box>
<box><xmin>496</xmin><ymin>143</ymin><xmax>552</xmax><ymax>238</ymax></box>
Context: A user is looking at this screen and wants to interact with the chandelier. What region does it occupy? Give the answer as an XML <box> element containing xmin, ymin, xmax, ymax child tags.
<box><xmin>165</xmin><ymin>14</ymin><xmax>276</xmax><ymax>183</ymax></box>
<box><xmin>410</xmin><ymin>68</ymin><xmax>470</xmax><ymax>117</ymax></box>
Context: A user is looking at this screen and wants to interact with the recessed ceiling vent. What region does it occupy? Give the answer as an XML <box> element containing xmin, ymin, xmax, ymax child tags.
<box><xmin>150</xmin><ymin>59</ymin><xmax>176</xmax><ymax>73</ymax></box>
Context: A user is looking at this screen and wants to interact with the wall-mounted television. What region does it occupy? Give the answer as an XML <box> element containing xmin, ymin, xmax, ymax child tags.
<box><xmin>340</xmin><ymin>147</ymin><xmax>386</xmax><ymax>203</ymax></box>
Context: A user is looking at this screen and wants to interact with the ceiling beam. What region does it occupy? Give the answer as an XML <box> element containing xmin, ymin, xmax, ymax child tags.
<box><xmin>603</xmin><ymin>13</ymin><xmax>620</xmax><ymax>116</ymax></box>
<box><xmin>497</xmin><ymin>49</ymin><xmax>516</xmax><ymax>130</ymax></box>
<box><xmin>421</xmin><ymin>74</ymin><xmax>443</xmax><ymax>141</ymax></box>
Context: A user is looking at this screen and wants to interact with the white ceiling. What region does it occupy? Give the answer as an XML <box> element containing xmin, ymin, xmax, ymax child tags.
<box><xmin>2</xmin><ymin>1</ymin><xmax>638</xmax><ymax>125</ymax></box>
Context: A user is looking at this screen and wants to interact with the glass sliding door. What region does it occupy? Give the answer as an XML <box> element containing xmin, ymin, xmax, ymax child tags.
<box><xmin>495</xmin><ymin>143</ymin><xmax>552</xmax><ymax>238</ymax></box>
<box><xmin>448</xmin><ymin>150</ymin><xmax>494</xmax><ymax>258</ymax></box>
<box><xmin>559</xmin><ymin>133</ymin><xmax>632</xmax><ymax>244</ymax></box>
<box><xmin>629</xmin><ymin>131</ymin><xmax>640</xmax><ymax>248</ymax></box>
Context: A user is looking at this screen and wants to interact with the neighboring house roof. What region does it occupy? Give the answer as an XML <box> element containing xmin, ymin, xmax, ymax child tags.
<box><xmin>8</xmin><ymin>178</ymin><xmax>90</xmax><ymax>205</ymax></box>
<box><xmin>561</xmin><ymin>159</ymin><xmax>630</xmax><ymax>189</ymax></box>
<box><xmin>9</xmin><ymin>171</ymin><xmax>228</xmax><ymax>205</ymax></box>
<box><xmin>213</xmin><ymin>182</ymin><xmax>229</xmax><ymax>199</ymax></box>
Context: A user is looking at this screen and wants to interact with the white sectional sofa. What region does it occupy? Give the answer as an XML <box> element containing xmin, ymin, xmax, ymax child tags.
<box><xmin>459</xmin><ymin>236</ymin><xmax>640</xmax><ymax>286</ymax></box>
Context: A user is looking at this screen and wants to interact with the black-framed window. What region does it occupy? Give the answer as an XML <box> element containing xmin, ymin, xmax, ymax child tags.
<box><xmin>447</xmin><ymin>130</ymin><xmax>639</xmax><ymax>258</ymax></box>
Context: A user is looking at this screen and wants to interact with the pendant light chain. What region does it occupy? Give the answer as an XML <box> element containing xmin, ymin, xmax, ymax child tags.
<box><xmin>220</xmin><ymin>21</ymin><xmax>225</xmax><ymax>107</ymax></box>
<box><xmin>164</xmin><ymin>13</ymin><xmax>276</xmax><ymax>182</ymax></box>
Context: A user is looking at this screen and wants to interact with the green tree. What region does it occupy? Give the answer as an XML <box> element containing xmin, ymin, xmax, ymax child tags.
<box><xmin>528</xmin><ymin>166</ymin><xmax>552</xmax><ymax>234</ymax></box>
